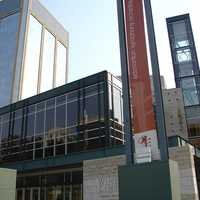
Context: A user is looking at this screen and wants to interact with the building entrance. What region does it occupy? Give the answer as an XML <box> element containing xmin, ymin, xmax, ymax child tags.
<box><xmin>16</xmin><ymin>185</ymin><xmax>81</xmax><ymax>200</ymax></box>
<box><xmin>16</xmin><ymin>187</ymin><xmax>40</xmax><ymax>200</ymax></box>
<box><xmin>16</xmin><ymin>169</ymin><xmax>83</xmax><ymax>200</ymax></box>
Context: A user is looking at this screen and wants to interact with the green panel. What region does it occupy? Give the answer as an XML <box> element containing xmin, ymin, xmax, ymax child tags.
<box><xmin>119</xmin><ymin>160</ymin><xmax>180</xmax><ymax>200</ymax></box>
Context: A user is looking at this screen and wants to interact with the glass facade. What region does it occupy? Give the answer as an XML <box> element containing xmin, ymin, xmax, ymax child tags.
<box><xmin>40</xmin><ymin>29</ymin><xmax>55</xmax><ymax>92</ymax></box>
<box><xmin>16</xmin><ymin>170</ymin><xmax>82</xmax><ymax>200</ymax></box>
<box><xmin>0</xmin><ymin>12</ymin><xmax>20</xmax><ymax>107</ymax></box>
<box><xmin>167</xmin><ymin>14</ymin><xmax>200</xmax><ymax>107</ymax></box>
<box><xmin>21</xmin><ymin>15</ymin><xmax>68</xmax><ymax>99</ymax></box>
<box><xmin>167</xmin><ymin>14</ymin><xmax>200</xmax><ymax>143</ymax></box>
<box><xmin>56</xmin><ymin>41</ymin><xmax>67</xmax><ymax>87</ymax></box>
<box><xmin>0</xmin><ymin>72</ymin><xmax>124</xmax><ymax>163</ymax></box>
<box><xmin>21</xmin><ymin>15</ymin><xmax>42</xmax><ymax>99</ymax></box>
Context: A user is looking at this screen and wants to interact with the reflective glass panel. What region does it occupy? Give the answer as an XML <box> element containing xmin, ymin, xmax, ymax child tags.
<box><xmin>0</xmin><ymin>13</ymin><xmax>19</xmax><ymax>107</ymax></box>
<box><xmin>21</xmin><ymin>15</ymin><xmax>42</xmax><ymax>99</ymax></box>
<box><xmin>85</xmin><ymin>94</ymin><xmax>98</xmax><ymax>123</ymax></box>
<box><xmin>180</xmin><ymin>78</ymin><xmax>199</xmax><ymax>106</ymax></box>
<box><xmin>40</xmin><ymin>29</ymin><xmax>55</xmax><ymax>92</ymax></box>
<box><xmin>179</xmin><ymin>63</ymin><xmax>194</xmax><ymax>77</ymax></box>
<box><xmin>113</xmin><ymin>87</ymin><xmax>122</xmax><ymax>123</ymax></box>
<box><xmin>56</xmin><ymin>41</ymin><xmax>67</xmax><ymax>87</ymax></box>
<box><xmin>176</xmin><ymin>48</ymin><xmax>192</xmax><ymax>63</ymax></box>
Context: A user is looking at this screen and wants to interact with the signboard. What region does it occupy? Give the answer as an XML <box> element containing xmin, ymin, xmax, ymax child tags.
<box><xmin>135</xmin><ymin>129</ymin><xmax>160</xmax><ymax>160</ymax></box>
<box><xmin>124</xmin><ymin>0</ymin><xmax>156</xmax><ymax>134</ymax></box>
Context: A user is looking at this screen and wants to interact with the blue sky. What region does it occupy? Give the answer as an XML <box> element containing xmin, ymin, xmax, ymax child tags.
<box><xmin>40</xmin><ymin>0</ymin><xmax>200</xmax><ymax>88</ymax></box>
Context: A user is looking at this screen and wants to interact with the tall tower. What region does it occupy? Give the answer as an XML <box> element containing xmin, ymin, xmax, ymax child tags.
<box><xmin>167</xmin><ymin>14</ymin><xmax>200</xmax><ymax>145</ymax></box>
<box><xmin>0</xmin><ymin>0</ymin><xmax>69</xmax><ymax>107</ymax></box>
<box><xmin>167</xmin><ymin>14</ymin><xmax>200</xmax><ymax>107</ymax></box>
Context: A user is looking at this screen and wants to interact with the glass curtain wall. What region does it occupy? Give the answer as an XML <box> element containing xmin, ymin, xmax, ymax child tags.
<box><xmin>108</xmin><ymin>73</ymin><xmax>124</xmax><ymax>145</ymax></box>
<box><xmin>0</xmin><ymin>13</ymin><xmax>20</xmax><ymax>107</ymax></box>
<box><xmin>21</xmin><ymin>15</ymin><xmax>42</xmax><ymax>99</ymax></box>
<box><xmin>40</xmin><ymin>29</ymin><xmax>55</xmax><ymax>92</ymax></box>
<box><xmin>0</xmin><ymin>75</ymin><xmax>124</xmax><ymax>163</ymax></box>
<box><xmin>21</xmin><ymin>15</ymin><xmax>67</xmax><ymax>99</ymax></box>
<box><xmin>56</xmin><ymin>41</ymin><xmax>67</xmax><ymax>87</ymax></box>
<box><xmin>167</xmin><ymin>16</ymin><xmax>200</xmax><ymax>106</ymax></box>
<box><xmin>0</xmin><ymin>81</ymin><xmax>115</xmax><ymax>163</ymax></box>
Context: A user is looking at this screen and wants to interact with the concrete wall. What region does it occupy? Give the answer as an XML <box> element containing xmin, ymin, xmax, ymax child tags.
<box><xmin>169</xmin><ymin>145</ymin><xmax>199</xmax><ymax>200</ymax></box>
<box><xmin>83</xmin><ymin>155</ymin><xmax>126</xmax><ymax>200</ymax></box>
<box><xmin>0</xmin><ymin>168</ymin><xmax>16</xmax><ymax>200</ymax></box>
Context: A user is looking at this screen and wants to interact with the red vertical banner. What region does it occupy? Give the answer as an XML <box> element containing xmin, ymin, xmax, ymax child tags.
<box><xmin>124</xmin><ymin>0</ymin><xmax>156</xmax><ymax>134</ymax></box>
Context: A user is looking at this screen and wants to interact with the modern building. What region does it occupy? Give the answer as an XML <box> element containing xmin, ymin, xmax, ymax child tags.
<box><xmin>167</xmin><ymin>14</ymin><xmax>200</xmax><ymax>145</ymax></box>
<box><xmin>0</xmin><ymin>71</ymin><xmax>124</xmax><ymax>200</ymax></box>
<box><xmin>0</xmin><ymin>0</ymin><xmax>69</xmax><ymax>107</ymax></box>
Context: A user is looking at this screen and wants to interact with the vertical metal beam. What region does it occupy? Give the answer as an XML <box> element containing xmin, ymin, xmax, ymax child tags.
<box><xmin>116</xmin><ymin>0</ymin><xmax>134</xmax><ymax>165</ymax></box>
<box><xmin>144</xmin><ymin>0</ymin><xmax>169</xmax><ymax>161</ymax></box>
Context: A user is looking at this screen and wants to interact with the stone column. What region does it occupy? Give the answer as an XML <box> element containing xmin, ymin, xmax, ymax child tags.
<box><xmin>169</xmin><ymin>145</ymin><xmax>199</xmax><ymax>200</ymax></box>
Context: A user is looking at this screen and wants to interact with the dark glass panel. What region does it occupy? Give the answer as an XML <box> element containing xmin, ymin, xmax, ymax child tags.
<box><xmin>26</xmin><ymin>113</ymin><xmax>35</xmax><ymax>137</ymax></box>
<box><xmin>65</xmin><ymin>186</ymin><xmax>71</xmax><ymax>200</ymax></box>
<box><xmin>108</xmin><ymin>84</ymin><xmax>113</xmax><ymax>118</ymax></box>
<box><xmin>46</xmin><ymin>98</ymin><xmax>55</xmax><ymax>109</ymax></box>
<box><xmin>65</xmin><ymin>172</ymin><xmax>71</xmax><ymax>184</ymax></box>
<box><xmin>67</xmin><ymin>141</ymin><xmax>84</xmax><ymax>153</ymax></box>
<box><xmin>100</xmin><ymin>92</ymin><xmax>104</xmax><ymax>121</ymax></box>
<box><xmin>2</xmin><ymin>113</ymin><xmax>10</xmax><ymax>122</ymax></box>
<box><xmin>55</xmin><ymin>144</ymin><xmax>65</xmax><ymax>156</ymax></box>
<box><xmin>12</xmin><ymin>116</ymin><xmax>22</xmax><ymax>139</ymax></box>
<box><xmin>35</xmin><ymin>111</ymin><xmax>45</xmax><ymax>135</ymax></box>
<box><xmin>56</xmin><ymin>95</ymin><xmax>66</xmax><ymax>106</ymax></box>
<box><xmin>36</xmin><ymin>102</ymin><xmax>45</xmax><ymax>111</ymax></box>
<box><xmin>27</xmin><ymin>104</ymin><xmax>36</xmax><ymax>114</ymax></box>
<box><xmin>45</xmin><ymin>147</ymin><xmax>54</xmax><ymax>157</ymax></box>
<box><xmin>67</xmin><ymin>101</ymin><xmax>78</xmax><ymax>127</ymax></box>
<box><xmin>46</xmin><ymin>174</ymin><xmax>64</xmax><ymax>186</ymax></box>
<box><xmin>56</xmin><ymin>104</ymin><xmax>66</xmax><ymax>129</ymax></box>
<box><xmin>45</xmin><ymin>108</ymin><xmax>55</xmax><ymax>133</ymax></box>
<box><xmin>84</xmin><ymin>94</ymin><xmax>98</xmax><ymax>123</ymax></box>
<box><xmin>72</xmin><ymin>185</ymin><xmax>82</xmax><ymax>200</ymax></box>
<box><xmin>67</xmin><ymin>91</ymin><xmax>78</xmax><ymax>102</ymax></box>
<box><xmin>35</xmin><ymin>148</ymin><xmax>43</xmax><ymax>159</ymax></box>
<box><xmin>85</xmin><ymin>84</ymin><xmax>98</xmax><ymax>97</ymax></box>
<box><xmin>1</xmin><ymin>121</ymin><xmax>9</xmax><ymax>143</ymax></box>
<box><xmin>25</xmin><ymin>189</ymin><xmax>31</xmax><ymax>200</ymax></box>
<box><xmin>17</xmin><ymin>190</ymin><xmax>23</xmax><ymax>200</ymax></box>
<box><xmin>24</xmin><ymin>176</ymin><xmax>40</xmax><ymax>187</ymax></box>
<box><xmin>72</xmin><ymin>171</ymin><xmax>82</xmax><ymax>185</ymax></box>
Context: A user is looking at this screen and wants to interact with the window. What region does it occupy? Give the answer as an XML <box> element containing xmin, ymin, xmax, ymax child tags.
<box><xmin>113</xmin><ymin>87</ymin><xmax>122</xmax><ymax>123</ymax></box>
<box><xmin>56</xmin><ymin>41</ymin><xmax>67</xmax><ymax>87</ymax></box>
<box><xmin>85</xmin><ymin>94</ymin><xmax>98</xmax><ymax>123</ymax></box>
<box><xmin>67</xmin><ymin>101</ymin><xmax>78</xmax><ymax>127</ymax></box>
<box><xmin>40</xmin><ymin>29</ymin><xmax>55</xmax><ymax>92</ymax></box>
<box><xmin>179</xmin><ymin>63</ymin><xmax>194</xmax><ymax>77</ymax></box>
<box><xmin>0</xmin><ymin>13</ymin><xmax>20</xmax><ymax>106</ymax></box>
<box><xmin>181</xmin><ymin>78</ymin><xmax>199</xmax><ymax>106</ymax></box>
<box><xmin>26</xmin><ymin>113</ymin><xmax>35</xmax><ymax>137</ymax></box>
<box><xmin>176</xmin><ymin>48</ymin><xmax>192</xmax><ymax>63</ymax></box>
<box><xmin>21</xmin><ymin>15</ymin><xmax>42</xmax><ymax>99</ymax></box>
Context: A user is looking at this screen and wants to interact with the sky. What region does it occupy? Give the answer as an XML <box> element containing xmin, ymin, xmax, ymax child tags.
<box><xmin>40</xmin><ymin>0</ymin><xmax>200</xmax><ymax>89</ymax></box>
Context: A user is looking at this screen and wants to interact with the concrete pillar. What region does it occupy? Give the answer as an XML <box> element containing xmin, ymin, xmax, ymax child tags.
<box><xmin>169</xmin><ymin>145</ymin><xmax>199</xmax><ymax>200</ymax></box>
<box><xmin>83</xmin><ymin>155</ymin><xmax>126</xmax><ymax>200</ymax></box>
<box><xmin>0</xmin><ymin>168</ymin><xmax>16</xmax><ymax>200</ymax></box>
